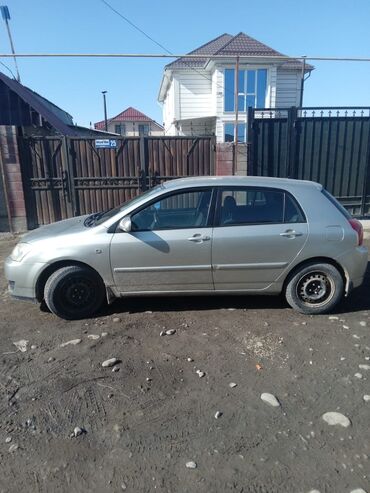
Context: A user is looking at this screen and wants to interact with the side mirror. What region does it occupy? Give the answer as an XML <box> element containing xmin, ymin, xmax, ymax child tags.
<box><xmin>118</xmin><ymin>216</ymin><xmax>132</xmax><ymax>232</ymax></box>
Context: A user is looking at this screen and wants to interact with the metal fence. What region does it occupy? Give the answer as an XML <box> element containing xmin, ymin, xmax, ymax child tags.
<box><xmin>18</xmin><ymin>135</ymin><xmax>216</xmax><ymax>229</ymax></box>
<box><xmin>247</xmin><ymin>106</ymin><xmax>370</xmax><ymax>217</ymax></box>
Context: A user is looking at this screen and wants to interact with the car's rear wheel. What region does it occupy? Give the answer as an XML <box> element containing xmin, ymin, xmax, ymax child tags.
<box><xmin>285</xmin><ymin>262</ymin><xmax>344</xmax><ymax>314</ymax></box>
<box><xmin>44</xmin><ymin>265</ymin><xmax>105</xmax><ymax>320</ymax></box>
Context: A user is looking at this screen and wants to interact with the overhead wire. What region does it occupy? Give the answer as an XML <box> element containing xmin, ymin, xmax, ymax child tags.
<box><xmin>0</xmin><ymin>60</ymin><xmax>16</xmax><ymax>79</ymax></box>
<box><xmin>97</xmin><ymin>0</ymin><xmax>268</xmax><ymax>134</ymax></box>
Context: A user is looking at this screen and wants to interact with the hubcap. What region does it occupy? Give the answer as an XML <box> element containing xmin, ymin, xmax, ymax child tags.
<box><xmin>61</xmin><ymin>277</ymin><xmax>94</xmax><ymax>309</ymax></box>
<box><xmin>297</xmin><ymin>271</ymin><xmax>334</xmax><ymax>306</ymax></box>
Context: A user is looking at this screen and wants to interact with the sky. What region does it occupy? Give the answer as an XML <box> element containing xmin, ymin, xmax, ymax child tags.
<box><xmin>0</xmin><ymin>0</ymin><xmax>369</xmax><ymax>128</ymax></box>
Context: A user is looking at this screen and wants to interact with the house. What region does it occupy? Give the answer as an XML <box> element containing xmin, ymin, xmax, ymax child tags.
<box><xmin>94</xmin><ymin>107</ymin><xmax>164</xmax><ymax>136</ymax></box>
<box><xmin>0</xmin><ymin>71</ymin><xmax>114</xmax><ymax>232</ymax></box>
<box><xmin>158</xmin><ymin>32</ymin><xmax>313</xmax><ymax>143</ymax></box>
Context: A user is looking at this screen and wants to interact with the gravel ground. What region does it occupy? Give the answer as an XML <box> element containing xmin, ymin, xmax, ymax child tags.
<box><xmin>0</xmin><ymin>235</ymin><xmax>370</xmax><ymax>493</ymax></box>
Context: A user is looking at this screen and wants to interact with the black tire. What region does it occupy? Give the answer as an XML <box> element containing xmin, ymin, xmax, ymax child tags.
<box><xmin>44</xmin><ymin>265</ymin><xmax>105</xmax><ymax>320</ymax></box>
<box><xmin>285</xmin><ymin>262</ymin><xmax>344</xmax><ymax>315</ymax></box>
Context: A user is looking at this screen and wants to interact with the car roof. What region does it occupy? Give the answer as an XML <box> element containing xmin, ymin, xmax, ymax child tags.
<box><xmin>162</xmin><ymin>175</ymin><xmax>322</xmax><ymax>191</ymax></box>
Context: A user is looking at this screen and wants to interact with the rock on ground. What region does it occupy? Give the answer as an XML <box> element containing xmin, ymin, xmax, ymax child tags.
<box><xmin>261</xmin><ymin>393</ymin><xmax>280</xmax><ymax>407</ymax></box>
<box><xmin>102</xmin><ymin>358</ymin><xmax>120</xmax><ymax>368</ymax></box>
<box><xmin>321</xmin><ymin>412</ymin><xmax>351</xmax><ymax>428</ymax></box>
<box><xmin>185</xmin><ymin>461</ymin><xmax>197</xmax><ymax>469</ymax></box>
<box><xmin>13</xmin><ymin>339</ymin><xmax>28</xmax><ymax>352</ymax></box>
<box><xmin>60</xmin><ymin>339</ymin><xmax>82</xmax><ymax>348</ymax></box>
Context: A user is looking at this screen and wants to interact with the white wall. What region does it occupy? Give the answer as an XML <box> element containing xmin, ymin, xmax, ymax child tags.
<box><xmin>275</xmin><ymin>69</ymin><xmax>302</xmax><ymax>107</ymax></box>
<box><xmin>163</xmin><ymin>79</ymin><xmax>176</xmax><ymax>135</ymax></box>
<box><xmin>107</xmin><ymin>121</ymin><xmax>163</xmax><ymax>136</ymax></box>
<box><xmin>176</xmin><ymin>70</ymin><xmax>213</xmax><ymax>120</ymax></box>
<box><xmin>161</xmin><ymin>63</ymin><xmax>302</xmax><ymax>142</ymax></box>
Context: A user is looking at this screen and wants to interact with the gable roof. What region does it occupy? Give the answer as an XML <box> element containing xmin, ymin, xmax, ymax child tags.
<box><xmin>0</xmin><ymin>70</ymin><xmax>77</xmax><ymax>134</ymax></box>
<box><xmin>95</xmin><ymin>106</ymin><xmax>163</xmax><ymax>130</ymax></box>
<box><xmin>165</xmin><ymin>32</ymin><xmax>313</xmax><ymax>71</ymax></box>
<box><xmin>166</xmin><ymin>33</ymin><xmax>233</xmax><ymax>69</ymax></box>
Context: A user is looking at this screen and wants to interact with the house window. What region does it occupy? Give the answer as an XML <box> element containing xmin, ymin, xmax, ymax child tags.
<box><xmin>114</xmin><ymin>124</ymin><xmax>125</xmax><ymax>135</ymax></box>
<box><xmin>224</xmin><ymin>122</ymin><xmax>247</xmax><ymax>143</ymax></box>
<box><xmin>138</xmin><ymin>124</ymin><xmax>150</xmax><ymax>136</ymax></box>
<box><xmin>224</xmin><ymin>68</ymin><xmax>267</xmax><ymax>112</ymax></box>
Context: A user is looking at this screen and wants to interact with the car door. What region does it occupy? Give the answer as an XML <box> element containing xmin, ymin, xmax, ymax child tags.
<box><xmin>110</xmin><ymin>188</ymin><xmax>215</xmax><ymax>293</ymax></box>
<box><xmin>212</xmin><ymin>187</ymin><xmax>308</xmax><ymax>290</ymax></box>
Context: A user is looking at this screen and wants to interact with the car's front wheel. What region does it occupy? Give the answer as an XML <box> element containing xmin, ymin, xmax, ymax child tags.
<box><xmin>44</xmin><ymin>265</ymin><xmax>105</xmax><ymax>320</ymax></box>
<box><xmin>285</xmin><ymin>262</ymin><xmax>344</xmax><ymax>315</ymax></box>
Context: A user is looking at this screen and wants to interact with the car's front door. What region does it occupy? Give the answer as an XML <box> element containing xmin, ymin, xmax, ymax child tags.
<box><xmin>212</xmin><ymin>187</ymin><xmax>308</xmax><ymax>290</ymax></box>
<box><xmin>110</xmin><ymin>188</ymin><xmax>215</xmax><ymax>293</ymax></box>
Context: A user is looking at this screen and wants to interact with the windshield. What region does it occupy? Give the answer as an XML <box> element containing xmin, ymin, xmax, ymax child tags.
<box><xmin>90</xmin><ymin>185</ymin><xmax>164</xmax><ymax>226</ymax></box>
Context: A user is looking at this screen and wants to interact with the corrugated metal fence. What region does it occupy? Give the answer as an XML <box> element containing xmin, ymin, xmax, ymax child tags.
<box><xmin>248</xmin><ymin>107</ymin><xmax>370</xmax><ymax>217</ymax></box>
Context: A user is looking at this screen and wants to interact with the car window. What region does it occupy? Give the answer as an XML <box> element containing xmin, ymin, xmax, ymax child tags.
<box><xmin>131</xmin><ymin>189</ymin><xmax>212</xmax><ymax>231</ymax></box>
<box><xmin>218</xmin><ymin>188</ymin><xmax>305</xmax><ymax>226</ymax></box>
<box><xmin>94</xmin><ymin>184</ymin><xmax>164</xmax><ymax>226</ymax></box>
<box><xmin>284</xmin><ymin>194</ymin><xmax>305</xmax><ymax>223</ymax></box>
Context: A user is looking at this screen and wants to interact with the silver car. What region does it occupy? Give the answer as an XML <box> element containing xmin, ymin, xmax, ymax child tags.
<box><xmin>4</xmin><ymin>176</ymin><xmax>368</xmax><ymax>319</ymax></box>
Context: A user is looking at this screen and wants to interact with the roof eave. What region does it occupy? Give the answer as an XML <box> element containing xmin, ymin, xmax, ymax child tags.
<box><xmin>158</xmin><ymin>69</ymin><xmax>172</xmax><ymax>103</ymax></box>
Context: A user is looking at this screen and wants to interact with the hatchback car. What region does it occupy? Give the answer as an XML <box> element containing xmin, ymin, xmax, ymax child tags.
<box><xmin>4</xmin><ymin>176</ymin><xmax>368</xmax><ymax>319</ymax></box>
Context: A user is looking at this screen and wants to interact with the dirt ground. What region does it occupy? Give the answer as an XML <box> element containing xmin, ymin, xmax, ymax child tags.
<box><xmin>0</xmin><ymin>235</ymin><xmax>370</xmax><ymax>493</ymax></box>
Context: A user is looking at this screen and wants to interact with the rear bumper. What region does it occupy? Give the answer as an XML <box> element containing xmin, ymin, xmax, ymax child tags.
<box><xmin>336</xmin><ymin>245</ymin><xmax>368</xmax><ymax>294</ymax></box>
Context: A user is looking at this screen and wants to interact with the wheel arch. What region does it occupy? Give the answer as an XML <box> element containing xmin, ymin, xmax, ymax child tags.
<box><xmin>282</xmin><ymin>257</ymin><xmax>348</xmax><ymax>295</ymax></box>
<box><xmin>35</xmin><ymin>260</ymin><xmax>106</xmax><ymax>302</ymax></box>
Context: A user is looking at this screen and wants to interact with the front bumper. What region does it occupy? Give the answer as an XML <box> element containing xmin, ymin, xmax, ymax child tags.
<box><xmin>4</xmin><ymin>256</ymin><xmax>46</xmax><ymax>301</ymax></box>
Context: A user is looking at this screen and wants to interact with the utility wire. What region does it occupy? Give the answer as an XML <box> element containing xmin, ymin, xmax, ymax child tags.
<box><xmin>0</xmin><ymin>60</ymin><xmax>16</xmax><ymax>79</ymax></box>
<box><xmin>98</xmin><ymin>0</ymin><xmax>254</xmax><ymax>135</ymax></box>
<box><xmin>100</xmin><ymin>0</ymin><xmax>171</xmax><ymax>54</ymax></box>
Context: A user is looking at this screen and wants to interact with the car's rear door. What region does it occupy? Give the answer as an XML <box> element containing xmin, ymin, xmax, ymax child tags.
<box><xmin>211</xmin><ymin>187</ymin><xmax>308</xmax><ymax>290</ymax></box>
<box><xmin>110</xmin><ymin>188</ymin><xmax>215</xmax><ymax>293</ymax></box>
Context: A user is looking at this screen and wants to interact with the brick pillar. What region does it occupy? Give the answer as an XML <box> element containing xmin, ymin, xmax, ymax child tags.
<box><xmin>215</xmin><ymin>143</ymin><xmax>234</xmax><ymax>175</ymax></box>
<box><xmin>0</xmin><ymin>126</ymin><xmax>27</xmax><ymax>232</ymax></box>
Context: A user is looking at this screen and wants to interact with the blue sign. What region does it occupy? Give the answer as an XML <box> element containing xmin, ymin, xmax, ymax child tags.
<box><xmin>95</xmin><ymin>139</ymin><xmax>117</xmax><ymax>149</ymax></box>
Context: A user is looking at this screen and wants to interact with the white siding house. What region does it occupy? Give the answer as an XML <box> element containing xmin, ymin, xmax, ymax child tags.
<box><xmin>158</xmin><ymin>33</ymin><xmax>313</xmax><ymax>143</ymax></box>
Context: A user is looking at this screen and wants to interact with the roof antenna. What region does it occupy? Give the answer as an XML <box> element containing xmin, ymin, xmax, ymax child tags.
<box><xmin>0</xmin><ymin>5</ymin><xmax>21</xmax><ymax>82</ymax></box>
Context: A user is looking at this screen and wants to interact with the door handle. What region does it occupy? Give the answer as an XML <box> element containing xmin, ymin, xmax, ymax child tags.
<box><xmin>187</xmin><ymin>234</ymin><xmax>211</xmax><ymax>242</ymax></box>
<box><xmin>280</xmin><ymin>230</ymin><xmax>303</xmax><ymax>238</ymax></box>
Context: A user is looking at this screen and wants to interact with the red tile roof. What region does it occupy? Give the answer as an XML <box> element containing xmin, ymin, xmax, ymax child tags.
<box><xmin>95</xmin><ymin>106</ymin><xmax>163</xmax><ymax>130</ymax></box>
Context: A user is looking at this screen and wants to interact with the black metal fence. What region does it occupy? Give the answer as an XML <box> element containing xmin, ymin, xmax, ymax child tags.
<box><xmin>247</xmin><ymin>106</ymin><xmax>370</xmax><ymax>217</ymax></box>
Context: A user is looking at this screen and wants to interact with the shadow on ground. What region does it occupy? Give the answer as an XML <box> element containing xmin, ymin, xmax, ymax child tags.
<box><xmin>98</xmin><ymin>261</ymin><xmax>370</xmax><ymax>316</ymax></box>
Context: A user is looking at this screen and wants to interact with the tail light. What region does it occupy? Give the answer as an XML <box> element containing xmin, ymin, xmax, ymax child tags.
<box><xmin>349</xmin><ymin>218</ymin><xmax>363</xmax><ymax>246</ymax></box>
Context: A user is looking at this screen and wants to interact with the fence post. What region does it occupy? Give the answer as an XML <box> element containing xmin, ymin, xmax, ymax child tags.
<box><xmin>285</xmin><ymin>106</ymin><xmax>298</xmax><ymax>178</ymax></box>
<box><xmin>62</xmin><ymin>137</ymin><xmax>78</xmax><ymax>216</ymax></box>
<box><xmin>210</xmin><ymin>136</ymin><xmax>216</xmax><ymax>175</ymax></box>
<box><xmin>139</xmin><ymin>136</ymin><xmax>147</xmax><ymax>191</ymax></box>
<box><xmin>247</xmin><ymin>106</ymin><xmax>255</xmax><ymax>175</ymax></box>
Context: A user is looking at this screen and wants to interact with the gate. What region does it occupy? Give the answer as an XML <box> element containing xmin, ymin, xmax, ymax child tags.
<box><xmin>248</xmin><ymin>107</ymin><xmax>370</xmax><ymax>217</ymax></box>
<box><xmin>18</xmin><ymin>135</ymin><xmax>215</xmax><ymax>228</ymax></box>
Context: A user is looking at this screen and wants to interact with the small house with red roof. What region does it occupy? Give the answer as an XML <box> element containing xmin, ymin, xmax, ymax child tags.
<box><xmin>94</xmin><ymin>107</ymin><xmax>164</xmax><ymax>137</ymax></box>
<box><xmin>158</xmin><ymin>32</ymin><xmax>313</xmax><ymax>142</ymax></box>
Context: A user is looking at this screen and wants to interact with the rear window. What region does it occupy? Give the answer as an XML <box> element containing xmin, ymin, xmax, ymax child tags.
<box><xmin>322</xmin><ymin>189</ymin><xmax>351</xmax><ymax>219</ymax></box>
<box><xmin>218</xmin><ymin>188</ymin><xmax>306</xmax><ymax>226</ymax></box>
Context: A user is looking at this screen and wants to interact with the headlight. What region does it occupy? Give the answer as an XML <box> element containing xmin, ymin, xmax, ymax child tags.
<box><xmin>10</xmin><ymin>242</ymin><xmax>33</xmax><ymax>262</ymax></box>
